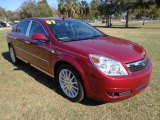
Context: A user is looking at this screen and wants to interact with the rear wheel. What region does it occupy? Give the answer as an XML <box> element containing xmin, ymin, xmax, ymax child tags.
<box><xmin>9</xmin><ymin>46</ymin><xmax>18</xmax><ymax>64</ymax></box>
<box><xmin>56</xmin><ymin>64</ymin><xmax>85</xmax><ymax>102</ymax></box>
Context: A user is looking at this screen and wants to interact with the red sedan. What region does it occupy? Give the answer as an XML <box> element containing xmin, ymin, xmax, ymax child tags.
<box><xmin>7</xmin><ymin>18</ymin><xmax>152</xmax><ymax>102</ymax></box>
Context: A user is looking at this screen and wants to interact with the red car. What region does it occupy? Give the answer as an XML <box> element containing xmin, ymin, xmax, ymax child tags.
<box><xmin>7</xmin><ymin>18</ymin><xmax>152</xmax><ymax>102</ymax></box>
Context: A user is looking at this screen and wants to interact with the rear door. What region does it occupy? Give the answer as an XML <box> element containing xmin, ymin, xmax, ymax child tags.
<box><xmin>25</xmin><ymin>20</ymin><xmax>52</xmax><ymax>74</ymax></box>
<box><xmin>8</xmin><ymin>20</ymin><xmax>31</xmax><ymax>61</ymax></box>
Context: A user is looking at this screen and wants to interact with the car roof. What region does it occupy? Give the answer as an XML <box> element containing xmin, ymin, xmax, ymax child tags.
<box><xmin>24</xmin><ymin>17</ymin><xmax>77</xmax><ymax>21</ymax></box>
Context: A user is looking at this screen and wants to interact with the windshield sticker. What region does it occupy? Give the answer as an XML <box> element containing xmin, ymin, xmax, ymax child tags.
<box><xmin>46</xmin><ymin>20</ymin><xmax>56</xmax><ymax>24</ymax></box>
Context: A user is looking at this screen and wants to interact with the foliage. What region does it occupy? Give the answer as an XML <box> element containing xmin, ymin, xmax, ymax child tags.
<box><xmin>5</xmin><ymin>11</ymin><xmax>20</xmax><ymax>22</ymax></box>
<box><xmin>19</xmin><ymin>0</ymin><xmax>37</xmax><ymax>19</ymax></box>
<box><xmin>89</xmin><ymin>0</ymin><xmax>101</xmax><ymax>19</ymax></box>
<box><xmin>156</xmin><ymin>0</ymin><xmax>160</xmax><ymax>7</ymax></box>
<box><xmin>58</xmin><ymin>0</ymin><xmax>80</xmax><ymax>18</ymax></box>
<box><xmin>0</xmin><ymin>7</ymin><xmax>7</xmax><ymax>20</ymax></box>
<box><xmin>0</xmin><ymin>0</ymin><xmax>160</xmax><ymax>24</ymax></box>
<box><xmin>19</xmin><ymin>0</ymin><xmax>53</xmax><ymax>19</ymax></box>
<box><xmin>134</xmin><ymin>4</ymin><xmax>160</xmax><ymax>19</ymax></box>
<box><xmin>96</xmin><ymin>0</ymin><xmax>158</xmax><ymax>27</ymax></box>
<box><xmin>58</xmin><ymin>0</ymin><xmax>90</xmax><ymax>19</ymax></box>
<box><xmin>97</xmin><ymin>0</ymin><xmax>122</xmax><ymax>26</ymax></box>
<box><xmin>79</xmin><ymin>0</ymin><xmax>89</xmax><ymax>20</ymax></box>
<box><xmin>37</xmin><ymin>0</ymin><xmax>53</xmax><ymax>17</ymax></box>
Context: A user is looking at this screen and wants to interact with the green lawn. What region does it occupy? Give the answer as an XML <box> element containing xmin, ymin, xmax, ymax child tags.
<box><xmin>0</xmin><ymin>21</ymin><xmax>160</xmax><ymax>120</ymax></box>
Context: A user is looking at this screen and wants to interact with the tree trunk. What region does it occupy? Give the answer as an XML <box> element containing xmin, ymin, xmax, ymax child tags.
<box><xmin>109</xmin><ymin>14</ymin><xmax>112</xmax><ymax>27</ymax></box>
<box><xmin>106</xmin><ymin>14</ymin><xmax>110</xmax><ymax>27</ymax></box>
<box><xmin>142</xmin><ymin>20</ymin><xmax>145</xmax><ymax>25</ymax></box>
<box><xmin>125</xmin><ymin>10</ymin><xmax>129</xmax><ymax>28</ymax></box>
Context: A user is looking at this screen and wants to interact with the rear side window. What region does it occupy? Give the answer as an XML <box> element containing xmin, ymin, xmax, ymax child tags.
<box><xmin>29</xmin><ymin>21</ymin><xmax>47</xmax><ymax>37</ymax></box>
<box><xmin>12</xmin><ymin>24</ymin><xmax>18</xmax><ymax>32</ymax></box>
<box><xmin>16</xmin><ymin>21</ymin><xmax>30</xmax><ymax>35</ymax></box>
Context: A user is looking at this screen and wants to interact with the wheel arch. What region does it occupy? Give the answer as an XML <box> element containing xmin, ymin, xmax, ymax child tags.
<box><xmin>54</xmin><ymin>58</ymin><xmax>91</xmax><ymax>96</ymax></box>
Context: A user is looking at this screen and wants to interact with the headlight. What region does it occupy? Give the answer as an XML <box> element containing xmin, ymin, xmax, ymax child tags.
<box><xmin>89</xmin><ymin>54</ymin><xmax>128</xmax><ymax>76</ymax></box>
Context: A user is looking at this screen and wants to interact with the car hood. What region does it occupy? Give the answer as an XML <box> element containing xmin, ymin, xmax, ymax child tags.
<box><xmin>63</xmin><ymin>36</ymin><xmax>146</xmax><ymax>63</ymax></box>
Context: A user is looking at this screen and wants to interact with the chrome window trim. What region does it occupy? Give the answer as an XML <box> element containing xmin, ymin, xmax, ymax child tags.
<box><xmin>26</xmin><ymin>20</ymin><xmax>32</xmax><ymax>36</ymax></box>
<box><xmin>16</xmin><ymin>20</ymin><xmax>31</xmax><ymax>37</ymax></box>
<box><xmin>29</xmin><ymin>20</ymin><xmax>52</xmax><ymax>44</ymax></box>
<box><xmin>29</xmin><ymin>20</ymin><xmax>49</xmax><ymax>37</ymax></box>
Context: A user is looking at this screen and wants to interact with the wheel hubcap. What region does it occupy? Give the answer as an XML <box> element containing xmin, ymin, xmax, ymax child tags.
<box><xmin>59</xmin><ymin>69</ymin><xmax>79</xmax><ymax>98</ymax></box>
<box><xmin>9</xmin><ymin>47</ymin><xmax>16</xmax><ymax>63</ymax></box>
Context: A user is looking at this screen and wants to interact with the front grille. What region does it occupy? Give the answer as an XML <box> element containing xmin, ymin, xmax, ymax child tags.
<box><xmin>126</xmin><ymin>57</ymin><xmax>148</xmax><ymax>72</ymax></box>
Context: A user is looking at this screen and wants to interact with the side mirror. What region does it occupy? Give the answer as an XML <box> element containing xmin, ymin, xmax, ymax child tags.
<box><xmin>31</xmin><ymin>33</ymin><xmax>47</xmax><ymax>41</ymax></box>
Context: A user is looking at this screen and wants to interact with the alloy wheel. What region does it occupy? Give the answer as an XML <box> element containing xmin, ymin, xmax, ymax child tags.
<box><xmin>59</xmin><ymin>69</ymin><xmax>79</xmax><ymax>98</ymax></box>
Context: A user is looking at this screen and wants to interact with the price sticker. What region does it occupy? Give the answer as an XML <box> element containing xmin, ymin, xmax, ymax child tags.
<box><xmin>46</xmin><ymin>20</ymin><xmax>56</xmax><ymax>24</ymax></box>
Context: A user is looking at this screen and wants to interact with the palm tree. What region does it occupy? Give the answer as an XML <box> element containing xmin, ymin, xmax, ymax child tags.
<box><xmin>58</xmin><ymin>0</ymin><xmax>80</xmax><ymax>18</ymax></box>
<box><xmin>72</xmin><ymin>2</ymin><xmax>80</xmax><ymax>18</ymax></box>
<box><xmin>58</xmin><ymin>3</ymin><xmax>68</xmax><ymax>18</ymax></box>
<box><xmin>79</xmin><ymin>0</ymin><xmax>89</xmax><ymax>20</ymax></box>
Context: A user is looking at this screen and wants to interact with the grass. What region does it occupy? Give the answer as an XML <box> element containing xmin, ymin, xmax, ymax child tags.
<box><xmin>0</xmin><ymin>21</ymin><xmax>160</xmax><ymax>120</ymax></box>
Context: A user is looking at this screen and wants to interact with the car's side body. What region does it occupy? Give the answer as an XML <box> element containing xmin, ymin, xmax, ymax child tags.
<box><xmin>7</xmin><ymin>18</ymin><xmax>92</xmax><ymax>97</ymax></box>
<box><xmin>7</xmin><ymin>18</ymin><xmax>152</xmax><ymax>102</ymax></box>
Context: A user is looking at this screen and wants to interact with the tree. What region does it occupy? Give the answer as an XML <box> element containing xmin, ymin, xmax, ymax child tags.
<box><xmin>19</xmin><ymin>0</ymin><xmax>53</xmax><ymax>19</ymax></box>
<box><xmin>97</xmin><ymin>0</ymin><xmax>155</xmax><ymax>27</ymax></box>
<box><xmin>0</xmin><ymin>7</ymin><xmax>7</xmax><ymax>21</ymax></box>
<box><xmin>5</xmin><ymin>10</ymin><xmax>20</xmax><ymax>21</ymax></box>
<box><xmin>79</xmin><ymin>0</ymin><xmax>89</xmax><ymax>20</ymax></box>
<box><xmin>119</xmin><ymin>0</ymin><xmax>135</xmax><ymax>27</ymax></box>
<box><xmin>37</xmin><ymin>0</ymin><xmax>53</xmax><ymax>17</ymax></box>
<box><xmin>119</xmin><ymin>0</ymin><xmax>153</xmax><ymax>27</ymax></box>
<box><xmin>90</xmin><ymin>0</ymin><xmax>101</xmax><ymax>20</ymax></box>
<box><xmin>156</xmin><ymin>0</ymin><xmax>160</xmax><ymax>7</ymax></box>
<box><xmin>134</xmin><ymin>4</ymin><xmax>160</xmax><ymax>19</ymax></box>
<box><xmin>58</xmin><ymin>2</ymin><xmax>67</xmax><ymax>17</ymax></box>
<box><xmin>98</xmin><ymin>0</ymin><xmax>120</xmax><ymax>27</ymax></box>
<box><xmin>58</xmin><ymin>0</ymin><xmax>80</xmax><ymax>18</ymax></box>
<box><xmin>19</xmin><ymin>0</ymin><xmax>36</xmax><ymax>19</ymax></box>
<box><xmin>72</xmin><ymin>1</ymin><xmax>80</xmax><ymax>18</ymax></box>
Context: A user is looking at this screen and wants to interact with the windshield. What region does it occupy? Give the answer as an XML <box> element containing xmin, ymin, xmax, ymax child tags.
<box><xmin>47</xmin><ymin>20</ymin><xmax>105</xmax><ymax>42</ymax></box>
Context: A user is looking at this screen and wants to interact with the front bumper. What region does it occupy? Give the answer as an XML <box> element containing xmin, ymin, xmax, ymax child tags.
<box><xmin>85</xmin><ymin>59</ymin><xmax>152</xmax><ymax>102</ymax></box>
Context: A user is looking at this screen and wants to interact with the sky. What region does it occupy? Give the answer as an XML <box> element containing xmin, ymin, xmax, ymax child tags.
<box><xmin>0</xmin><ymin>0</ymin><xmax>91</xmax><ymax>11</ymax></box>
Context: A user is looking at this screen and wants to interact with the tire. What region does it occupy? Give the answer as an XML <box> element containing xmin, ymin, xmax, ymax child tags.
<box><xmin>56</xmin><ymin>64</ymin><xmax>85</xmax><ymax>102</ymax></box>
<box><xmin>9</xmin><ymin>45</ymin><xmax>19</xmax><ymax>64</ymax></box>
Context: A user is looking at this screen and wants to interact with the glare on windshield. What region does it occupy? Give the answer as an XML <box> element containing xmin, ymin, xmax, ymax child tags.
<box><xmin>47</xmin><ymin>20</ymin><xmax>104</xmax><ymax>42</ymax></box>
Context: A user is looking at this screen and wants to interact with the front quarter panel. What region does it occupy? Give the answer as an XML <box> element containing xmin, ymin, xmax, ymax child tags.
<box><xmin>53</xmin><ymin>45</ymin><xmax>92</xmax><ymax>96</ymax></box>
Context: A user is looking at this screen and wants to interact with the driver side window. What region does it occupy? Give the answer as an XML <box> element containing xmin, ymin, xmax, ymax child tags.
<box><xmin>29</xmin><ymin>21</ymin><xmax>47</xmax><ymax>37</ymax></box>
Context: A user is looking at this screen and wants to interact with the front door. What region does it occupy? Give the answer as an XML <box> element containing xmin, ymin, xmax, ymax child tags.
<box><xmin>25</xmin><ymin>21</ymin><xmax>52</xmax><ymax>74</ymax></box>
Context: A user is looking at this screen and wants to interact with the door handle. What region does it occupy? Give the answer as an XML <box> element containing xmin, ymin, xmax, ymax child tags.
<box><xmin>25</xmin><ymin>41</ymin><xmax>30</xmax><ymax>44</ymax></box>
<box><xmin>9</xmin><ymin>35</ymin><xmax>16</xmax><ymax>39</ymax></box>
<box><xmin>51</xmin><ymin>50</ymin><xmax>55</xmax><ymax>53</ymax></box>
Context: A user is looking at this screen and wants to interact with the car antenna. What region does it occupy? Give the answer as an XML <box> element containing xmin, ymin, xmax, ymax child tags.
<box><xmin>62</xmin><ymin>16</ymin><xmax>65</xmax><ymax>21</ymax></box>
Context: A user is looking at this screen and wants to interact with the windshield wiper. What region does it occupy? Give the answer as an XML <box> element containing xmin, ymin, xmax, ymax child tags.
<box><xmin>59</xmin><ymin>35</ymin><xmax>106</xmax><ymax>42</ymax></box>
<box><xmin>70</xmin><ymin>35</ymin><xmax>105</xmax><ymax>41</ymax></box>
<box><xmin>59</xmin><ymin>38</ymin><xmax>83</xmax><ymax>42</ymax></box>
<box><xmin>91</xmin><ymin>34</ymin><xmax>106</xmax><ymax>38</ymax></box>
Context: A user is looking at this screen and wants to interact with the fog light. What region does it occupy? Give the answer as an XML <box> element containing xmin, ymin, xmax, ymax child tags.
<box><xmin>108</xmin><ymin>91</ymin><xmax>132</xmax><ymax>97</ymax></box>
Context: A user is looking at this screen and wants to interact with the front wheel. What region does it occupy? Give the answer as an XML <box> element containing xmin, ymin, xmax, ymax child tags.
<box><xmin>56</xmin><ymin>64</ymin><xmax>85</xmax><ymax>102</ymax></box>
